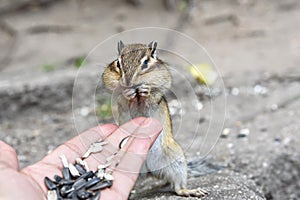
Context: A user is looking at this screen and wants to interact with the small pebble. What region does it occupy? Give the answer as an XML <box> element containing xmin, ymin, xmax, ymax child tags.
<box><xmin>231</xmin><ymin>87</ymin><xmax>239</xmax><ymax>96</ymax></box>
<box><xmin>221</xmin><ymin>128</ymin><xmax>231</xmax><ymax>138</ymax></box>
<box><xmin>237</xmin><ymin>128</ymin><xmax>250</xmax><ymax>138</ymax></box>
<box><xmin>270</xmin><ymin>104</ymin><xmax>278</xmax><ymax>111</ymax></box>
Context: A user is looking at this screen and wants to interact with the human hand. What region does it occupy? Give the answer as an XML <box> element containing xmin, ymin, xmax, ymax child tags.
<box><xmin>0</xmin><ymin>117</ymin><xmax>162</xmax><ymax>200</ymax></box>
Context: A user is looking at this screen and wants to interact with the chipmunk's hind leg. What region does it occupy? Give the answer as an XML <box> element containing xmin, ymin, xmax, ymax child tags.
<box><xmin>175</xmin><ymin>187</ymin><xmax>208</xmax><ymax>197</ymax></box>
<box><xmin>170</xmin><ymin>158</ymin><xmax>208</xmax><ymax>197</ymax></box>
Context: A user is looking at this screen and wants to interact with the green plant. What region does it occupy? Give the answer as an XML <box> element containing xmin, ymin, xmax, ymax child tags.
<box><xmin>41</xmin><ymin>64</ymin><xmax>56</xmax><ymax>72</ymax></box>
<box><xmin>96</xmin><ymin>96</ymin><xmax>113</xmax><ymax>120</ymax></box>
<box><xmin>74</xmin><ymin>57</ymin><xmax>85</xmax><ymax>68</ymax></box>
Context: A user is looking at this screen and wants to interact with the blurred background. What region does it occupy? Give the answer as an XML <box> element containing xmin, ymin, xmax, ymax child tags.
<box><xmin>0</xmin><ymin>0</ymin><xmax>300</xmax><ymax>199</ymax></box>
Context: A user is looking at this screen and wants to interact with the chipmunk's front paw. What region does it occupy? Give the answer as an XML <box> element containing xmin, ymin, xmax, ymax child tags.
<box><xmin>176</xmin><ymin>188</ymin><xmax>208</xmax><ymax>197</ymax></box>
<box><xmin>138</xmin><ymin>84</ymin><xmax>151</xmax><ymax>97</ymax></box>
<box><xmin>122</xmin><ymin>88</ymin><xmax>136</xmax><ymax>100</ymax></box>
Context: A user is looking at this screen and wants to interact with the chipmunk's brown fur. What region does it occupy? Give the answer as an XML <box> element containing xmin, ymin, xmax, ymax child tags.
<box><xmin>102</xmin><ymin>41</ymin><xmax>207</xmax><ymax>197</ymax></box>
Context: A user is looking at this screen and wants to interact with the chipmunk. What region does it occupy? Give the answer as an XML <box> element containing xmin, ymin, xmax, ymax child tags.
<box><xmin>102</xmin><ymin>41</ymin><xmax>207</xmax><ymax>197</ymax></box>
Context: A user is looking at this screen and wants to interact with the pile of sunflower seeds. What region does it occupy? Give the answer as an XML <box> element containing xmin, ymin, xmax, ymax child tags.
<box><xmin>45</xmin><ymin>140</ymin><xmax>116</xmax><ymax>200</ymax></box>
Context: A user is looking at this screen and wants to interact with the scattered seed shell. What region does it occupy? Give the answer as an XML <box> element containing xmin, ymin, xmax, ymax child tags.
<box><xmin>119</xmin><ymin>136</ymin><xmax>130</xmax><ymax>149</ymax></box>
<box><xmin>47</xmin><ymin>190</ymin><xmax>58</xmax><ymax>200</ymax></box>
<box><xmin>98</xmin><ymin>163</ymin><xmax>111</xmax><ymax>170</ymax></box>
<box><xmin>59</xmin><ymin>154</ymin><xmax>69</xmax><ymax>168</ymax></box>
<box><xmin>97</xmin><ymin>171</ymin><xmax>105</xmax><ymax>179</ymax></box>
<box><xmin>106</xmin><ymin>154</ymin><xmax>115</xmax><ymax>162</ymax></box>
<box><xmin>82</xmin><ymin>160</ymin><xmax>90</xmax><ymax>171</ymax></box>
<box><xmin>104</xmin><ymin>173</ymin><xmax>114</xmax><ymax>181</ymax></box>
<box><xmin>75</xmin><ymin>157</ymin><xmax>85</xmax><ymax>166</ymax></box>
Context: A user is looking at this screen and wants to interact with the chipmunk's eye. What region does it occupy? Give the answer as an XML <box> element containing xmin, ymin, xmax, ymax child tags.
<box><xmin>141</xmin><ymin>59</ymin><xmax>149</xmax><ymax>70</ymax></box>
<box><xmin>116</xmin><ymin>60</ymin><xmax>121</xmax><ymax>71</ymax></box>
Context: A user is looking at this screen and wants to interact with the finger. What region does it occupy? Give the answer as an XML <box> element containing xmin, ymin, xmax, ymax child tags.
<box><xmin>0</xmin><ymin>140</ymin><xmax>19</xmax><ymax>170</ymax></box>
<box><xmin>101</xmin><ymin>118</ymin><xmax>162</xmax><ymax>199</ymax></box>
<box><xmin>83</xmin><ymin>117</ymin><xmax>154</xmax><ymax>169</ymax></box>
<box><xmin>21</xmin><ymin>123</ymin><xmax>118</xmax><ymax>193</ymax></box>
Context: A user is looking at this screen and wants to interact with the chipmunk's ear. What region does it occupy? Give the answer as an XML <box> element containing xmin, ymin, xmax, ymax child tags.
<box><xmin>148</xmin><ymin>41</ymin><xmax>157</xmax><ymax>59</ymax></box>
<box><xmin>118</xmin><ymin>40</ymin><xmax>125</xmax><ymax>55</ymax></box>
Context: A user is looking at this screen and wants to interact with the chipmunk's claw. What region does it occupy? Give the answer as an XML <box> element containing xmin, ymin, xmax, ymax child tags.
<box><xmin>176</xmin><ymin>188</ymin><xmax>208</xmax><ymax>197</ymax></box>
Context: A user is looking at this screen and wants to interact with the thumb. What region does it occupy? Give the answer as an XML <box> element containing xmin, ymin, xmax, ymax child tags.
<box><xmin>0</xmin><ymin>140</ymin><xmax>19</xmax><ymax>170</ymax></box>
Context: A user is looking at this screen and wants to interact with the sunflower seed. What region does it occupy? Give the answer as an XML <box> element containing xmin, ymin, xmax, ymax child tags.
<box><xmin>62</xmin><ymin>167</ymin><xmax>71</xmax><ymax>180</ymax></box>
<box><xmin>73</xmin><ymin>178</ymin><xmax>87</xmax><ymax>190</ymax></box>
<box><xmin>77</xmin><ymin>189</ymin><xmax>92</xmax><ymax>199</ymax></box>
<box><xmin>97</xmin><ymin>163</ymin><xmax>111</xmax><ymax>170</ymax></box>
<box><xmin>106</xmin><ymin>154</ymin><xmax>115</xmax><ymax>162</ymax></box>
<box><xmin>85</xmin><ymin>177</ymin><xmax>101</xmax><ymax>188</ymax></box>
<box><xmin>83</xmin><ymin>141</ymin><xmax>107</xmax><ymax>158</ymax></box>
<box><xmin>58</xmin><ymin>179</ymin><xmax>74</xmax><ymax>186</ymax></box>
<box><xmin>74</xmin><ymin>163</ymin><xmax>86</xmax><ymax>175</ymax></box>
<box><xmin>82</xmin><ymin>160</ymin><xmax>90</xmax><ymax>171</ymax></box>
<box><xmin>59</xmin><ymin>154</ymin><xmax>69</xmax><ymax>168</ymax></box>
<box><xmin>90</xmin><ymin>191</ymin><xmax>101</xmax><ymax>200</ymax></box>
<box><xmin>47</xmin><ymin>190</ymin><xmax>58</xmax><ymax>200</ymax></box>
<box><xmin>78</xmin><ymin>171</ymin><xmax>94</xmax><ymax>180</ymax></box>
<box><xmin>75</xmin><ymin>157</ymin><xmax>85</xmax><ymax>166</ymax></box>
<box><xmin>69</xmin><ymin>163</ymin><xmax>80</xmax><ymax>177</ymax></box>
<box><xmin>97</xmin><ymin>170</ymin><xmax>105</xmax><ymax>179</ymax></box>
<box><xmin>89</xmin><ymin>181</ymin><xmax>113</xmax><ymax>191</ymax></box>
<box><xmin>60</xmin><ymin>185</ymin><xmax>73</xmax><ymax>197</ymax></box>
<box><xmin>45</xmin><ymin>177</ymin><xmax>57</xmax><ymax>190</ymax></box>
<box><xmin>54</xmin><ymin>175</ymin><xmax>62</xmax><ymax>183</ymax></box>
<box><xmin>104</xmin><ymin>173</ymin><xmax>114</xmax><ymax>181</ymax></box>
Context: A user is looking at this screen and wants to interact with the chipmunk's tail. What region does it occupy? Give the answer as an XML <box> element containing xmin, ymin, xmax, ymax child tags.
<box><xmin>187</xmin><ymin>157</ymin><xmax>225</xmax><ymax>178</ymax></box>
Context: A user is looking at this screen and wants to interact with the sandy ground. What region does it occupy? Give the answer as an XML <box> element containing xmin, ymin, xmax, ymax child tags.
<box><xmin>0</xmin><ymin>0</ymin><xmax>300</xmax><ymax>199</ymax></box>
